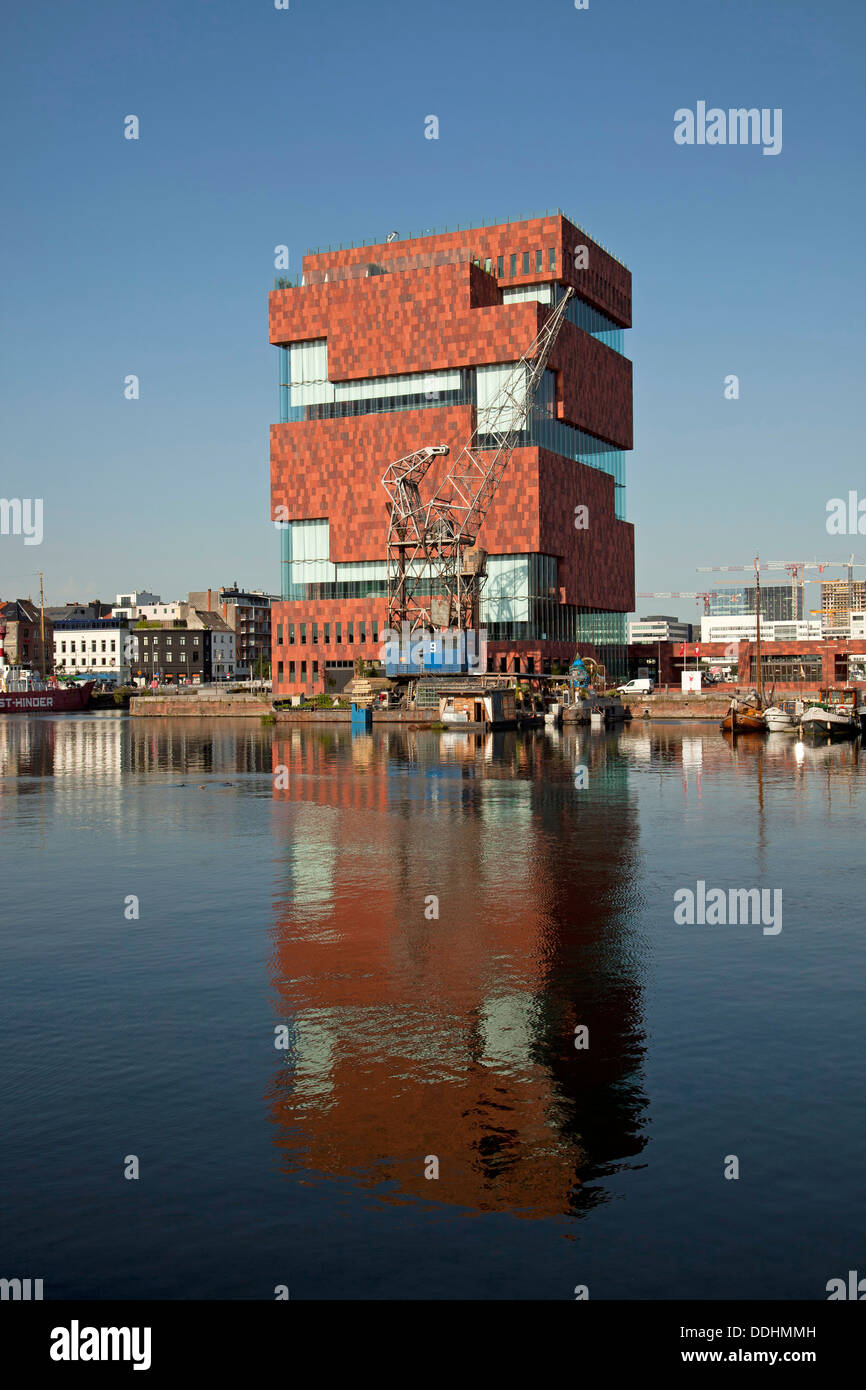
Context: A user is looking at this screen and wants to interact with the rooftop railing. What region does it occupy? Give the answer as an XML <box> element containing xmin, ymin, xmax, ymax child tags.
<box><xmin>302</xmin><ymin>208</ymin><xmax>629</xmax><ymax>269</ymax></box>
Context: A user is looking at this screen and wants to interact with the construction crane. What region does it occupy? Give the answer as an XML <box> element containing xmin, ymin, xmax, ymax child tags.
<box><xmin>696</xmin><ymin>556</ymin><xmax>866</xmax><ymax>624</ymax></box>
<box><xmin>636</xmin><ymin>591</ymin><xmax>717</xmax><ymax>614</ymax></box>
<box><xmin>381</xmin><ymin>286</ymin><xmax>575</xmax><ymax>636</ymax></box>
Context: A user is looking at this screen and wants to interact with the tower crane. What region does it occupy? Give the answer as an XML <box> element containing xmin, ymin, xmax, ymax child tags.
<box><xmin>636</xmin><ymin>591</ymin><xmax>717</xmax><ymax>614</ymax></box>
<box><xmin>696</xmin><ymin>556</ymin><xmax>866</xmax><ymax>624</ymax></box>
<box><xmin>381</xmin><ymin>286</ymin><xmax>575</xmax><ymax>637</ymax></box>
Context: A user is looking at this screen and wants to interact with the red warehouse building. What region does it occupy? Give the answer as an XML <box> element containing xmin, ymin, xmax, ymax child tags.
<box><xmin>268</xmin><ymin>212</ymin><xmax>634</xmax><ymax>697</ymax></box>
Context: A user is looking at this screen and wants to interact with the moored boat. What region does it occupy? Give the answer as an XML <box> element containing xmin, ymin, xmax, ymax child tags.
<box><xmin>721</xmin><ymin>697</ymin><xmax>766</xmax><ymax>733</ymax></box>
<box><xmin>764</xmin><ymin>699</ymin><xmax>804</xmax><ymax>733</ymax></box>
<box><xmin>800</xmin><ymin>690</ymin><xmax>860</xmax><ymax>740</ymax></box>
<box><xmin>1</xmin><ymin>622</ymin><xmax>93</xmax><ymax>712</ymax></box>
<box><xmin>720</xmin><ymin>557</ymin><xmax>769</xmax><ymax>734</ymax></box>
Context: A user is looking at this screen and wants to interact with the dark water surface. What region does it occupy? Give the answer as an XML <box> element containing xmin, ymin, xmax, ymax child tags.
<box><xmin>1</xmin><ymin>714</ymin><xmax>864</xmax><ymax>1300</ymax></box>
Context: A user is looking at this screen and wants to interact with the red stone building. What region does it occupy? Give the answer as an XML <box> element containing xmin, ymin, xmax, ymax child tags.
<box><xmin>635</xmin><ymin>639</ymin><xmax>866</xmax><ymax>692</ymax></box>
<box><xmin>269</xmin><ymin>213</ymin><xmax>634</xmax><ymax>696</ymax></box>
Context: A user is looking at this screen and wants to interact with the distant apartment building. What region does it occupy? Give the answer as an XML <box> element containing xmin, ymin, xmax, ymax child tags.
<box><xmin>44</xmin><ymin>600</ymin><xmax>113</xmax><ymax>624</ymax></box>
<box><xmin>701</xmin><ymin>616</ymin><xmax>822</xmax><ymax>644</ymax></box>
<box><xmin>114</xmin><ymin>590</ymin><xmax>161</xmax><ymax>619</ymax></box>
<box><xmin>132</xmin><ymin>612</ymin><xmax>236</xmax><ymax>683</ymax></box>
<box><xmin>136</xmin><ymin>600</ymin><xmax>185</xmax><ymax>623</ymax></box>
<box><xmin>53</xmin><ymin>617</ymin><xmax>134</xmax><ymax>683</ymax></box>
<box><xmin>821</xmin><ymin>579</ymin><xmax>866</xmax><ymax>637</ymax></box>
<box><xmin>0</xmin><ymin>599</ymin><xmax>52</xmax><ymax>672</ymax></box>
<box><xmin>628</xmin><ymin>614</ymin><xmax>693</xmax><ymax>644</ymax></box>
<box><xmin>188</xmin><ymin>585</ymin><xmax>275</xmax><ymax>676</ymax></box>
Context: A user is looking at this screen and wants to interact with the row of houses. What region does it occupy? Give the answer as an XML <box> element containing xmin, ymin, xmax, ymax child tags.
<box><xmin>0</xmin><ymin>585</ymin><xmax>276</xmax><ymax>685</ymax></box>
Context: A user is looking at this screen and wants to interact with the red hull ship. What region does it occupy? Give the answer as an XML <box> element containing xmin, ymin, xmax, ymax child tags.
<box><xmin>0</xmin><ymin>619</ymin><xmax>94</xmax><ymax>713</ymax></box>
<box><xmin>0</xmin><ymin>682</ymin><xmax>94</xmax><ymax>714</ymax></box>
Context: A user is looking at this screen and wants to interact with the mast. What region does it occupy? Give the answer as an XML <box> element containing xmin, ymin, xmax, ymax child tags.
<box><xmin>754</xmin><ymin>556</ymin><xmax>763</xmax><ymax>706</ymax></box>
<box><xmin>39</xmin><ymin>572</ymin><xmax>46</xmax><ymax>678</ymax></box>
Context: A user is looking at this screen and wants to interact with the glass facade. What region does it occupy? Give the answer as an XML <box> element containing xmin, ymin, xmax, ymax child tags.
<box><xmin>708</xmin><ymin>585</ymin><xmax>801</xmax><ymax>621</ymax></box>
<box><xmin>501</xmin><ymin>283</ymin><xmax>627</xmax><ymax>357</ymax></box>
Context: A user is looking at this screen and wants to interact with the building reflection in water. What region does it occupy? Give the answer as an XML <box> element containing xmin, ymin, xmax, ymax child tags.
<box><xmin>267</xmin><ymin>725</ymin><xmax>649</xmax><ymax>1219</ymax></box>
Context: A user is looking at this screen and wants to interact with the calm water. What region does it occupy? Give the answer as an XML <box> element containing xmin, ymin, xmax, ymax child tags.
<box><xmin>1</xmin><ymin>714</ymin><xmax>864</xmax><ymax>1300</ymax></box>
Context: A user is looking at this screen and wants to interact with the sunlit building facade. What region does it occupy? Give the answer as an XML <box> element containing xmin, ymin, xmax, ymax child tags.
<box><xmin>269</xmin><ymin>213</ymin><xmax>634</xmax><ymax>695</ymax></box>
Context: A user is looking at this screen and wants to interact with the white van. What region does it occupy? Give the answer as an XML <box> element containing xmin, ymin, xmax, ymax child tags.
<box><xmin>617</xmin><ymin>678</ymin><xmax>655</xmax><ymax>695</ymax></box>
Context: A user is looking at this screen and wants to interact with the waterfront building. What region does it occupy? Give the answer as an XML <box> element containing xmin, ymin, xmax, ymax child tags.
<box><xmin>131</xmin><ymin>613</ymin><xmax>236</xmax><ymax>684</ymax></box>
<box><xmin>269</xmin><ymin>212</ymin><xmax>634</xmax><ymax>696</ymax></box>
<box><xmin>53</xmin><ymin>617</ymin><xmax>134</xmax><ymax>684</ymax></box>
<box><xmin>647</xmin><ymin>637</ymin><xmax>866</xmax><ymax>689</ymax></box>
<box><xmin>0</xmin><ymin>599</ymin><xmax>52</xmax><ymax>673</ymax></box>
<box><xmin>188</xmin><ymin>586</ymin><xmax>275</xmax><ymax>677</ymax></box>
<box><xmin>628</xmin><ymin>614</ymin><xmax>693</xmax><ymax>644</ymax></box>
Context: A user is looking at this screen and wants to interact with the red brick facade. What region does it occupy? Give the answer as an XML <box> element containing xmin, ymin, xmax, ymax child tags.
<box><xmin>270</xmin><ymin>214</ymin><xmax>634</xmax><ymax>696</ymax></box>
<box><xmin>644</xmin><ymin>639</ymin><xmax>866</xmax><ymax>691</ymax></box>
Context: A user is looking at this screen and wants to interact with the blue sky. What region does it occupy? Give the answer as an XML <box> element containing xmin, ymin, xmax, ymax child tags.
<box><xmin>1</xmin><ymin>0</ymin><xmax>863</xmax><ymax>620</ymax></box>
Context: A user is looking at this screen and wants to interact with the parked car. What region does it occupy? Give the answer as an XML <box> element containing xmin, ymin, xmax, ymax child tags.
<box><xmin>617</xmin><ymin>678</ymin><xmax>655</xmax><ymax>695</ymax></box>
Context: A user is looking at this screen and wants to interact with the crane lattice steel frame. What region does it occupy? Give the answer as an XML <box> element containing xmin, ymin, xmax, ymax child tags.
<box><xmin>381</xmin><ymin>286</ymin><xmax>574</xmax><ymax>636</ymax></box>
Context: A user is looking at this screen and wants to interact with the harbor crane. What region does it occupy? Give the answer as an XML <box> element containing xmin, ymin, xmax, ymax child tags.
<box><xmin>381</xmin><ymin>286</ymin><xmax>574</xmax><ymax>637</ymax></box>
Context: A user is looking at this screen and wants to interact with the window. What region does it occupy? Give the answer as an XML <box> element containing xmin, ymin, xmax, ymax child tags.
<box><xmin>548</xmin><ymin>247</ymin><xmax>556</xmax><ymax>270</ymax></box>
<box><xmin>61</xmin><ymin>641</ymin><xmax>66</xmax><ymax>652</ymax></box>
<box><xmin>101</xmin><ymin>658</ymin><xmax>106</xmax><ymax>665</ymax></box>
<box><xmin>70</xmin><ymin>641</ymin><xmax>76</xmax><ymax>652</ymax></box>
<box><xmin>347</xmin><ymin>622</ymin><xmax>354</xmax><ymax>644</ymax></box>
<box><xmin>336</xmin><ymin>622</ymin><xmax>342</xmax><ymax>643</ymax></box>
<box><xmin>179</xmin><ymin>653</ymin><xmax>186</xmax><ymax>663</ymax></box>
<box><xmin>324</xmin><ymin>622</ymin><xmax>330</xmax><ymax>644</ymax></box>
<box><xmin>496</xmin><ymin>255</ymin><xmax>503</xmax><ymax>277</ymax></box>
<box><xmin>522</xmin><ymin>252</ymin><xmax>530</xmax><ymax>273</ymax></box>
<box><xmin>509</xmin><ymin>253</ymin><xmax>517</xmax><ymax>277</ymax></box>
<box><xmin>300</xmin><ymin>623</ymin><xmax>307</xmax><ymax>644</ymax></box>
<box><xmin>312</xmin><ymin>660</ymin><xmax>319</xmax><ymax>681</ymax></box>
<box><xmin>101</xmin><ymin>641</ymin><xmax>106</xmax><ymax>652</ymax></box>
<box><xmin>180</xmin><ymin>636</ymin><xmax>185</xmax><ymax>646</ymax></box>
<box><xmin>312</xmin><ymin>622</ymin><xmax>318</xmax><ymax>643</ymax></box>
<box><xmin>359</xmin><ymin>621</ymin><xmax>366</xmax><ymax>644</ymax></box>
<box><xmin>91</xmin><ymin>640</ymin><xmax>97</xmax><ymax>651</ymax></box>
<box><xmin>192</xmin><ymin>650</ymin><xmax>199</xmax><ymax>662</ymax></box>
<box><xmin>111</xmin><ymin>640</ymin><xmax>116</xmax><ymax>651</ymax></box>
<box><xmin>277</xmin><ymin>623</ymin><xmax>283</xmax><ymax>644</ymax></box>
<box><xmin>484</xmin><ymin>257</ymin><xmax>491</xmax><ymax>272</ymax></box>
<box><xmin>288</xmin><ymin>623</ymin><xmax>295</xmax><ymax>644</ymax></box>
<box><xmin>535</xmin><ymin>249</ymin><xmax>542</xmax><ymax>271</ymax></box>
<box><xmin>278</xmin><ymin>661</ymin><xmax>284</xmax><ymax>681</ymax></box>
<box><xmin>372</xmin><ymin>619</ymin><xmax>378</xmax><ymax>643</ymax></box>
<box><xmin>289</xmin><ymin>661</ymin><xmax>295</xmax><ymax>681</ymax></box>
<box><xmin>300</xmin><ymin>661</ymin><xmax>307</xmax><ymax>680</ymax></box>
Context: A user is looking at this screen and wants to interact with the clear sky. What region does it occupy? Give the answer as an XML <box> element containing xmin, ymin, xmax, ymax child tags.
<box><xmin>2</xmin><ymin>0</ymin><xmax>864</xmax><ymax>620</ymax></box>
